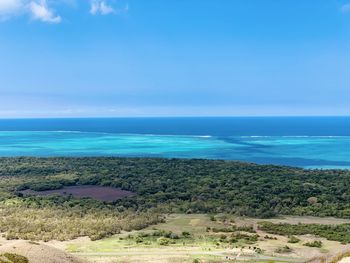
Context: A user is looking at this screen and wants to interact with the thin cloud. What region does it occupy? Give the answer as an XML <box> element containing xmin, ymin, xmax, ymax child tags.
<box><xmin>341</xmin><ymin>3</ymin><xmax>350</xmax><ymax>13</ymax></box>
<box><xmin>0</xmin><ymin>0</ymin><xmax>22</xmax><ymax>13</ymax></box>
<box><xmin>29</xmin><ymin>0</ymin><xmax>61</xmax><ymax>23</ymax></box>
<box><xmin>0</xmin><ymin>0</ymin><xmax>24</xmax><ymax>20</ymax></box>
<box><xmin>0</xmin><ymin>0</ymin><xmax>61</xmax><ymax>23</ymax></box>
<box><xmin>90</xmin><ymin>0</ymin><xmax>115</xmax><ymax>15</ymax></box>
<box><xmin>90</xmin><ymin>0</ymin><xmax>128</xmax><ymax>16</ymax></box>
<box><xmin>0</xmin><ymin>0</ymin><xmax>127</xmax><ymax>22</ymax></box>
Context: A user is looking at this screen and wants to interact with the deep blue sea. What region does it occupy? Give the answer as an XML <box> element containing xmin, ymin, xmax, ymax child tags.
<box><xmin>0</xmin><ymin>117</ymin><xmax>350</xmax><ymax>169</ymax></box>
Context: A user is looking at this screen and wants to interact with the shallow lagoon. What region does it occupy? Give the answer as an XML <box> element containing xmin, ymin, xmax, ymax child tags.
<box><xmin>1</xmin><ymin>130</ymin><xmax>350</xmax><ymax>169</ymax></box>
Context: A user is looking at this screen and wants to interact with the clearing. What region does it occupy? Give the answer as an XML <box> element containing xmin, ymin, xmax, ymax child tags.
<box><xmin>20</xmin><ymin>185</ymin><xmax>135</xmax><ymax>202</ymax></box>
<box><xmin>42</xmin><ymin>214</ymin><xmax>350</xmax><ymax>263</ymax></box>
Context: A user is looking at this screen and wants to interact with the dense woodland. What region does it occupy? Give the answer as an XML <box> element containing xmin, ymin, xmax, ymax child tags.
<box><xmin>1</xmin><ymin>157</ymin><xmax>350</xmax><ymax>240</ymax></box>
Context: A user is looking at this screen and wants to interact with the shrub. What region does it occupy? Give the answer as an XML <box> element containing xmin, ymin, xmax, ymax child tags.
<box><xmin>135</xmin><ymin>236</ymin><xmax>143</xmax><ymax>243</ymax></box>
<box><xmin>157</xmin><ymin>237</ymin><xmax>171</xmax><ymax>246</ymax></box>
<box><xmin>1</xmin><ymin>253</ymin><xmax>29</xmax><ymax>263</ymax></box>
<box><xmin>275</xmin><ymin>246</ymin><xmax>293</xmax><ymax>253</ymax></box>
<box><xmin>288</xmin><ymin>236</ymin><xmax>300</xmax><ymax>243</ymax></box>
<box><xmin>182</xmin><ymin>231</ymin><xmax>191</xmax><ymax>237</ymax></box>
<box><xmin>237</xmin><ymin>225</ymin><xmax>256</xmax><ymax>233</ymax></box>
<box><xmin>304</xmin><ymin>240</ymin><xmax>322</xmax><ymax>248</ymax></box>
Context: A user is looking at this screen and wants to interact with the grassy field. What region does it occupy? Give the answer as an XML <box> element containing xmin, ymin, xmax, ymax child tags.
<box><xmin>42</xmin><ymin>214</ymin><xmax>350</xmax><ymax>263</ymax></box>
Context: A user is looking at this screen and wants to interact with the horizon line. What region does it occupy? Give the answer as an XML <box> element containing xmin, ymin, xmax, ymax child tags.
<box><xmin>0</xmin><ymin>115</ymin><xmax>350</xmax><ymax>120</ymax></box>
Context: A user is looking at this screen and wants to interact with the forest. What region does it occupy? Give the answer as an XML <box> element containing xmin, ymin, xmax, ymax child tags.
<box><xmin>1</xmin><ymin>157</ymin><xmax>350</xmax><ymax>240</ymax></box>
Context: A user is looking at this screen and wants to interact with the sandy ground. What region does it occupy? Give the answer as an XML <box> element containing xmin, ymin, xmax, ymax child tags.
<box><xmin>339</xmin><ymin>257</ymin><xmax>350</xmax><ymax>263</ymax></box>
<box><xmin>0</xmin><ymin>240</ymin><xmax>88</xmax><ymax>263</ymax></box>
<box><xmin>234</xmin><ymin>215</ymin><xmax>350</xmax><ymax>227</ymax></box>
<box><xmin>234</xmin><ymin>216</ymin><xmax>350</xmax><ymax>262</ymax></box>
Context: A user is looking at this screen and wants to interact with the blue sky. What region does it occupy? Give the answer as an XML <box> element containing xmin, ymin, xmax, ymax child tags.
<box><xmin>1</xmin><ymin>0</ymin><xmax>350</xmax><ymax>117</ymax></box>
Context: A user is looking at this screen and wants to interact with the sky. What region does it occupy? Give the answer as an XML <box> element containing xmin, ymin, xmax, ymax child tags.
<box><xmin>1</xmin><ymin>0</ymin><xmax>350</xmax><ymax>118</ymax></box>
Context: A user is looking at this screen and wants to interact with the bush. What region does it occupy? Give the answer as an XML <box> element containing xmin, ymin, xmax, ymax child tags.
<box><xmin>135</xmin><ymin>236</ymin><xmax>143</xmax><ymax>243</ymax></box>
<box><xmin>157</xmin><ymin>237</ymin><xmax>171</xmax><ymax>246</ymax></box>
<box><xmin>0</xmin><ymin>253</ymin><xmax>29</xmax><ymax>263</ymax></box>
<box><xmin>288</xmin><ymin>236</ymin><xmax>300</xmax><ymax>243</ymax></box>
<box><xmin>182</xmin><ymin>231</ymin><xmax>191</xmax><ymax>237</ymax></box>
<box><xmin>304</xmin><ymin>240</ymin><xmax>322</xmax><ymax>248</ymax></box>
<box><xmin>275</xmin><ymin>246</ymin><xmax>293</xmax><ymax>253</ymax></box>
<box><xmin>237</xmin><ymin>225</ymin><xmax>256</xmax><ymax>233</ymax></box>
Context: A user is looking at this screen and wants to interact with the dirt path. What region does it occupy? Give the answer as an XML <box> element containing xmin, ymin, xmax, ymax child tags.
<box><xmin>74</xmin><ymin>251</ymin><xmax>303</xmax><ymax>262</ymax></box>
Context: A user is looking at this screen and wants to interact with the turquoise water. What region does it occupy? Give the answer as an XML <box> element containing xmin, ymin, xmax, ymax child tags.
<box><xmin>0</xmin><ymin>130</ymin><xmax>350</xmax><ymax>169</ymax></box>
<box><xmin>0</xmin><ymin>117</ymin><xmax>350</xmax><ymax>168</ymax></box>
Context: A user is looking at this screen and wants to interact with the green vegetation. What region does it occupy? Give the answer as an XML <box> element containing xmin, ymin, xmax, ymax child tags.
<box><xmin>0</xmin><ymin>253</ymin><xmax>28</xmax><ymax>263</ymax></box>
<box><xmin>330</xmin><ymin>251</ymin><xmax>350</xmax><ymax>263</ymax></box>
<box><xmin>275</xmin><ymin>245</ymin><xmax>293</xmax><ymax>253</ymax></box>
<box><xmin>2</xmin><ymin>157</ymin><xmax>350</xmax><ymax>217</ymax></box>
<box><xmin>287</xmin><ymin>236</ymin><xmax>300</xmax><ymax>243</ymax></box>
<box><xmin>0</xmin><ymin>201</ymin><xmax>160</xmax><ymax>241</ymax></box>
<box><xmin>264</xmin><ymin>235</ymin><xmax>277</xmax><ymax>240</ymax></box>
<box><xmin>1</xmin><ymin>157</ymin><xmax>350</xmax><ymax>241</ymax></box>
<box><xmin>122</xmin><ymin>225</ymin><xmax>260</xmax><ymax>248</ymax></box>
<box><xmin>303</xmin><ymin>240</ymin><xmax>322</xmax><ymax>248</ymax></box>
<box><xmin>66</xmin><ymin>214</ymin><xmax>265</xmax><ymax>256</ymax></box>
<box><xmin>259</xmin><ymin>221</ymin><xmax>350</xmax><ymax>243</ymax></box>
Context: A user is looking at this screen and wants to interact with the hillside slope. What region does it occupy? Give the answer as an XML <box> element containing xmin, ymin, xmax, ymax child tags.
<box><xmin>0</xmin><ymin>241</ymin><xmax>87</xmax><ymax>263</ymax></box>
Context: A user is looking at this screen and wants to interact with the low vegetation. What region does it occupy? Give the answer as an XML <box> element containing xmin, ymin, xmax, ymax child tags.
<box><xmin>287</xmin><ymin>236</ymin><xmax>300</xmax><ymax>243</ymax></box>
<box><xmin>258</xmin><ymin>221</ymin><xmax>350</xmax><ymax>243</ymax></box>
<box><xmin>275</xmin><ymin>245</ymin><xmax>293</xmax><ymax>254</ymax></box>
<box><xmin>303</xmin><ymin>240</ymin><xmax>323</xmax><ymax>248</ymax></box>
<box><xmin>64</xmin><ymin>214</ymin><xmax>349</xmax><ymax>263</ymax></box>
<box><xmin>0</xmin><ymin>253</ymin><xmax>28</xmax><ymax>263</ymax></box>
<box><xmin>0</xmin><ymin>198</ymin><xmax>160</xmax><ymax>241</ymax></box>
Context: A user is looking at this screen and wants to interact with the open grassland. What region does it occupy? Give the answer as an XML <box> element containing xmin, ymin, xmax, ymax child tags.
<box><xmin>42</xmin><ymin>214</ymin><xmax>350</xmax><ymax>263</ymax></box>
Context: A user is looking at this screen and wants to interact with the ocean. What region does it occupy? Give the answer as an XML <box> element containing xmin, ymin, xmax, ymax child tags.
<box><xmin>0</xmin><ymin>117</ymin><xmax>349</xmax><ymax>169</ymax></box>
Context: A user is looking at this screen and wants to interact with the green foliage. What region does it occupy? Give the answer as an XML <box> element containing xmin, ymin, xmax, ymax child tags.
<box><xmin>135</xmin><ymin>236</ymin><xmax>144</xmax><ymax>243</ymax></box>
<box><xmin>230</xmin><ymin>233</ymin><xmax>259</xmax><ymax>244</ymax></box>
<box><xmin>264</xmin><ymin>235</ymin><xmax>277</xmax><ymax>240</ymax></box>
<box><xmin>275</xmin><ymin>245</ymin><xmax>293</xmax><ymax>253</ymax></box>
<box><xmin>236</xmin><ymin>225</ymin><xmax>256</xmax><ymax>233</ymax></box>
<box><xmin>330</xmin><ymin>251</ymin><xmax>350</xmax><ymax>263</ymax></box>
<box><xmin>0</xmin><ymin>253</ymin><xmax>28</xmax><ymax>263</ymax></box>
<box><xmin>211</xmin><ymin>226</ymin><xmax>236</xmax><ymax>233</ymax></box>
<box><xmin>2</xmin><ymin>157</ymin><xmax>350</xmax><ymax>218</ymax></box>
<box><xmin>288</xmin><ymin>236</ymin><xmax>300</xmax><ymax>243</ymax></box>
<box><xmin>0</xmin><ymin>198</ymin><xmax>160</xmax><ymax>241</ymax></box>
<box><xmin>304</xmin><ymin>240</ymin><xmax>322</xmax><ymax>248</ymax></box>
<box><xmin>1</xmin><ymin>157</ymin><xmax>350</xmax><ymax>241</ymax></box>
<box><xmin>157</xmin><ymin>237</ymin><xmax>172</xmax><ymax>246</ymax></box>
<box><xmin>259</xmin><ymin>221</ymin><xmax>349</xmax><ymax>243</ymax></box>
<box><xmin>182</xmin><ymin>231</ymin><xmax>191</xmax><ymax>237</ymax></box>
<box><xmin>5</xmin><ymin>157</ymin><xmax>350</xmax><ymax>217</ymax></box>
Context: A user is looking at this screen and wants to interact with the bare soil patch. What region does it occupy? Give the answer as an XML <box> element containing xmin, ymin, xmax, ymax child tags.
<box><xmin>0</xmin><ymin>241</ymin><xmax>88</xmax><ymax>263</ymax></box>
<box><xmin>21</xmin><ymin>185</ymin><xmax>135</xmax><ymax>202</ymax></box>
